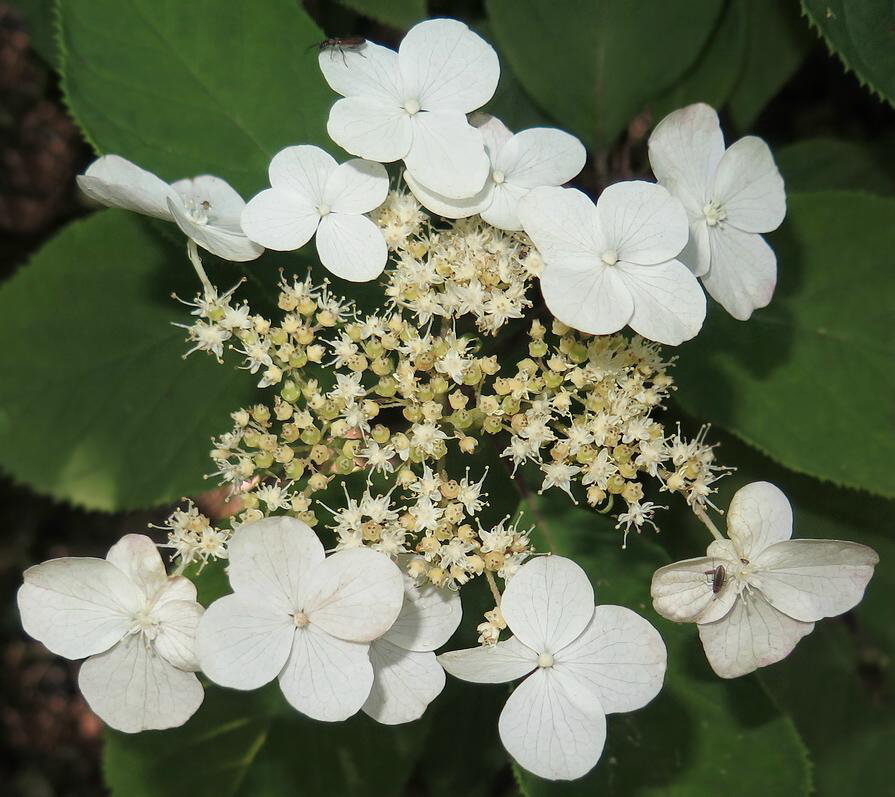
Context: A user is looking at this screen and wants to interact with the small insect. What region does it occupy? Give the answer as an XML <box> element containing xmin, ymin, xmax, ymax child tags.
<box><xmin>317</xmin><ymin>36</ymin><xmax>367</xmax><ymax>64</ymax></box>
<box><xmin>703</xmin><ymin>564</ymin><xmax>726</xmax><ymax>595</ymax></box>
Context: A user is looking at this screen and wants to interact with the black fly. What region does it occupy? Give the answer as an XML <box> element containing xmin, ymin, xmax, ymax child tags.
<box><xmin>317</xmin><ymin>36</ymin><xmax>367</xmax><ymax>64</ymax></box>
<box><xmin>703</xmin><ymin>564</ymin><xmax>726</xmax><ymax>595</ymax></box>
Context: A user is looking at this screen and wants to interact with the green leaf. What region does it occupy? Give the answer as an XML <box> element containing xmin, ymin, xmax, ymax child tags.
<box><xmin>802</xmin><ymin>0</ymin><xmax>895</xmax><ymax>106</ymax></box>
<box><xmin>0</xmin><ymin>211</ymin><xmax>256</xmax><ymax>510</ymax></box>
<box><xmin>10</xmin><ymin>0</ymin><xmax>58</xmax><ymax>66</ymax></box>
<box><xmin>335</xmin><ymin>0</ymin><xmax>425</xmax><ymax>30</ymax></box>
<box><xmin>485</xmin><ymin>0</ymin><xmax>726</xmax><ymax>149</ymax></box>
<box><xmin>673</xmin><ymin>191</ymin><xmax>895</xmax><ymax>498</ymax></box>
<box><xmin>57</xmin><ymin>0</ymin><xmax>334</xmax><ymax>196</ymax></box>
<box><xmin>776</xmin><ymin>137</ymin><xmax>895</xmax><ymax>194</ymax></box>
<box><xmin>513</xmin><ymin>495</ymin><xmax>811</xmax><ymax>796</ymax></box>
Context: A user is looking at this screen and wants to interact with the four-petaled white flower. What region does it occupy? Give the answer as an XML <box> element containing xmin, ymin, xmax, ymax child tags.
<box><xmin>519</xmin><ymin>182</ymin><xmax>706</xmax><ymax>345</ymax></box>
<box><xmin>318</xmin><ymin>19</ymin><xmax>499</xmax><ymax>199</ymax></box>
<box><xmin>363</xmin><ymin>567</ymin><xmax>462</xmax><ymax>724</ymax></box>
<box><xmin>241</xmin><ymin>145</ymin><xmax>389</xmax><ymax>282</ymax></box>
<box><xmin>196</xmin><ymin>516</ymin><xmax>404</xmax><ymax>721</ymax></box>
<box><xmin>77</xmin><ymin>155</ymin><xmax>263</xmax><ymax>262</ymax></box>
<box><xmin>439</xmin><ymin>556</ymin><xmax>666</xmax><ymax>781</ymax></box>
<box><xmin>405</xmin><ymin>114</ymin><xmax>586</xmax><ymax>231</ymax></box>
<box><xmin>648</xmin><ymin>103</ymin><xmax>786</xmax><ymax>320</ymax></box>
<box><xmin>651</xmin><ymin>481</ymin><xmax>878</xmax><ymax>678</ymax></box>
<box><xmin>17</xmin><ymin>534</ymin><xmax>205</xmax><ymax>733</ymax></box>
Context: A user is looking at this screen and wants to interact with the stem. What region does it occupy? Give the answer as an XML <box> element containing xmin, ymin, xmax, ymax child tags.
<box><xmin>694</xmin><ymin>504</ymin><xmax>724</xmax><ymax>542</ymax></box>
<box><xmin>187</xmin><ymin>239</ymin><xmax>213</xmax><ymax>294</ymax></box>
<box><xmin>485</xmin><ymin>570</ymin><xmax>502</xmax><ymax>606</ymax></box>
<box><xmin>501</xmin><ymin>455</ymin><xmax>559</xmax><ymax>552</ymax></box>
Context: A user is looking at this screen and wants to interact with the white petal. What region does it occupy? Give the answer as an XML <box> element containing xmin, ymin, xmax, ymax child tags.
<box><xmin>318</xmin><ymin>40</ymin><xmax>403</xmax><ymax>104</ymax></box>
<box><xmin>713</xmin><ymin>136</ymin><xmax>786</xmax><ymax>233</ymax></box>
<box><xmin>726</xmin><ymin>481</ymin><xmax>793</xmax><ymax>561</ymax></box>
<box><xmin>79</xmin><ymin>634</ymin><xmax>204</xmax><ymax>733</ymax></box>
<box><xmin>105</xmin><ymin>534</ymin><xmax>167</xmax><ymax>601</ymax></box>
<box><xmin>240</xmin><ymin>188</ymin><xmax>320</xmax><ymax>252</ymax></box>
<box><xmin>268</xmin><ymin>145</ymin><xmax>337</xmax><ymax>203</ymax></box>
<box><xmin>363</xmin><ymin>639</ymin><xmax>445</xmax><ymax>724</ymax></box>
<box><xmin>473</xmin><ymin>113</ymin><xmax>514</xmax><ymax>158</ymax></box>
<box><xmin>518</xmin><ymin>186</ymin><xmax>602</xmax><ymax>268</ymax></box>
<box><xmin>404</xmin><ymin>110</ymin><xmax>490</xmax><ymax>199</ymax></box>
<box><xmin>596</xmin><ymin>181</ymin><xmax>689</xmax><ymax>266</ymax></box>
<box><xmin>316</xmin><ymin>212</ymin><xmax>387</xmax><ymax>282</ymax></box>
<box><xmin>698</xmin><ymin>591</ymin><xmax>814</xmax><ymax>678</ymax></box>
<box><xmin>324</xmin><ymin>159</ymin><xmax>389</xmax><ymax>214</ymax></box>
<box><xmin>680</xmin><ymin>218</ymin><xmax>711</xmax><ymax>277</ymax></box>
<box><xmin>438</xmin><ymin>636</ymin><xmax>537</xmax><ymax>683</ymax></box>
<box><xmin>398</xmin><ymin>19</ymin><xmax>499</xmax><ymax>112</ymax></box>
<box><xmin>385</xmin><ymin>579</ymin><xmax>462</xmax><ymax>652</ymax></box>
<box><xmin>278</xmin><ymin>625</ymin><xmax>373</xmax><ymax>721</ymax></box>
<box><xmin>498</xmin><ymin>667</ymin><xmax>607</xmax><ymax>781</ymax></box>
<box><xmin>703</xmin><ymin>226</ymin><xmax>776</xmax><ymax>320</ymax></box>
<box><xmin>648</xmin><ymin>103</ymin><xmax>724</xmax><ymax>216</ymax></box>
<box><xmin>616</xmin><ymin>259</ymin><xmax>707</xmax><ymax>345</ymax></box>
<box><xmin>226</xmin><ymin>516</ymin><xmax>324</xmax><ymax>611</ymax></box>
<box><xmin>501</xmin><ymin>556</ymin><xmax>595</xmax><ymax>654</ymax></box>
<box><xmin>480</xmin><ymin>182</ymin><xmax>528</xmax><ymax>231</ymax></box>
<box><xmin>752</xmin><ymin>539</ymin><xmax>878</xmax><ymax>622</ymax></box>
<box><xmin>154</xmin><ymin>599</ymin><xmax>203</xmax><ymax>671</ymax></box>
<box><xmin>170</xmin><ymin>175</ymin><xmax>247</xmax><ymax>230</ymax></box>
<box><xmin>327</xmin><ymin>97</ymin><xmax>413</xmax><ymax>163</ymax></box>
<box><xmin>301</xmin><ymin>547</ymin><xmax>404</xmax><ymax>642</ymax></box>
<box><xmin>555</xmin><ymin>606</ymin><xmax>666</xmax><ymax>714</ymax></box>
<box><xmin>403</xmin><ymin>169</ymin><xmax>491</xmax><ymax>219</ymax></box>
<box><xmin>498</xmin><ymin>128</ymin><xmax>586</xmax><ymax>190</ymax></box>
<box><xmin>18</xmin><ymin>558</ymin><xmax>141</xmax><ymax>659</ymax></box>
<box><xmin>539</xmin><ymin>261</ymin><xmax>634</xmax><ymax>336</ymax></box>
<box><xmin>650</xmin><ymin>556</ymin><xmax>739</xmax><ymax>624</ymax></box>
<box><xmin>167</xmin><ymin>197</ymin><xmax>264</xmax><ymax>262</ymax></box>
<box><xmin>77</xmin><ymin>154</ymin><xmax>174</xmax><ymax>220</ymax></box>
<box><xmin>196</xmin><ymin>593</ymin><xmax>294</xmax><ymax>689</ymax></box>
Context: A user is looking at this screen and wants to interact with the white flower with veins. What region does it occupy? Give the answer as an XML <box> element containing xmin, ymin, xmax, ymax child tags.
<box><xmin>17</xmin><ymin>534</ymin><xmax>205</xmax><ymax>733</ymax></box>
<box><xmin>648</xmin><ymin>103</ymin><xmax>786</xmax><ymax>320</ymax></box>
<box><xmin>651</xmin><ymin>481</ymin><xmax>878</xmax><ymax>678</ymax></box>
<box><xmin>318</xmin><ymin>19</ymin><xmax>499</xmax><ymax>199</ymax></box>
<box><xmin>197</xmin><ymin>516</ymin><xmax>404</xmax><ymax>721</ymax></box>
<box><xmin>405</xmin><ymin>114</ymin><xmax>586</xmax><ymax>230</ymax></box>
<box><xmin>77</xmin><ymin>155</ymin><xmax>263</xmax><ymax>261</ymax></box>
<box><xmin>439</xmin><ymin>556</ymin><xmax>666</xmax><ymax>781</ymax></box>
<box><xmin>364</xmin><ymin>570</ymin><xmax>462</xmax><ymax>724</ymax></box>
<box><xmin>519</xmin><ymin>182</ymin><xmax>706</xmax><ymax>346</ymax></box>
<box><xmin>241</xmin><ymin>145</ymin><xmax>389</xmax><ymax>282</ymax></box>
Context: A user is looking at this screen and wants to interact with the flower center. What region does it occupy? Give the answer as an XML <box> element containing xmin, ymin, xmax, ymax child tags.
<box><xmin>403</xmin><ymin>98</ymin><xmax>421</xmax><ymax>115</ymax></box>
<box><xmin>184</xmin><ymin>198</ymin><xmax>211</xmax><ymax>225</ymax></box>
<box><xmin>293</xmin><ymin>610</ymin><xmax>310</xmax><ymax>628</ymax></box>
<box><xmin>317</xmin><ymin>203</ymin><xmax>331</xmax><ymax>217</ymax></box>
<box><xmin>600</xmin><ymin>249</ymin><xmax>618</xmax><ymax>266</ymax></box>
<box><xmin>537</xmin><ymin>652</ymin><xmax>555</xmax><ymax>668</ymax></box>
<box><xmin>131</xmin><ymin>608</ymin><xmax>160</xmax><ymax>641</ymax></box>
<box><xmin>492</xmin><ymin>170</ymin><xmax>506</xmax><ymax>185</ymax></box>
<box><xmin>703</xmin><ymin>201</ymin><xmax>727</xmax><ymax>227</ymax></box>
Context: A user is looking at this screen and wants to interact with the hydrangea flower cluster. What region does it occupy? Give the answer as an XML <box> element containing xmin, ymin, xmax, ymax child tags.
<box><xmin>18</xmin><ymin>17</ymin><xmax>877</xmax><ymax>784</ymax></box>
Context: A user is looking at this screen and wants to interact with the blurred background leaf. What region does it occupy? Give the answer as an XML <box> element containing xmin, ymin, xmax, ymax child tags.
<box><xmin>335</xmin><ymin>0</ymin><xmax>425</xmax><ymax>30</ymax></box>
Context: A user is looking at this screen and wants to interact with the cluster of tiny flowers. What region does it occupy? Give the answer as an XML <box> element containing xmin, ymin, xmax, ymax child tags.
<box><xmin>154</xmin><ymin>500</ymin><xmax>228</xmax><ymax>569</ymax></box>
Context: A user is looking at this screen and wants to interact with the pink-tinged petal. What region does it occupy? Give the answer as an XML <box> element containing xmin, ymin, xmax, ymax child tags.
<box><xmin>501</xmin><ymin>557</ymin><xmax>595</xmax><ymax>654</ymax></box>
<box><xmin>106</xmin><ymin>534</ymin><xmax>167</xmax><ymax>602</ymax></box>
<box><xmin>278</xmin><ymin>625</ymin><xmax>373</xmax><ymax>721</ymax></box>
<box><xmin>170</xmin><ymin>175</ymin><xmax>247</xmax><ymax>231</ymax></box>
<box><xmin>480</xmin><ymin>182</ymin><xmax>529</xmax><ymax>231</ymax></box>
<box><xmin>703</xmin><ymin>226</ymin><xmax>776</xmax><ymax>320</ymax></box>
<box><xmin>324</xmin><ymin>159</ymin><xmax>389</xmax><ymax>214</ymax></box>
<box><xmin>651</xmin><ymin>556</ymin><xmax>738</xmax><ymax>624</ymax></box>
<box><xmin>714</xmin><ymin>136</ymin><xmax>786</xmax><ymax>233</ymax></box>
<box><xmin>167</xmin><ymin>197</ymin><xmax>264</xmax><ymax>262</ymax></box>
<box><xmin>385</xmin><ymin>578</ymin><xmax>462</xmax><ymax>652</ymax></box>
<box><xmin>316</xmin><ymin>212</ymin><xmax>387</xmax><ymax>282</ymax></box>
<box><xmin>18</xmin><ymin>558</ymin><xmax>141</xmax><ymax>659</ymax></box>
<box><xmin>648</xmin><ymin>103</ymin><xmax>725</xmax><ymax>217</ymax></box>
<box><xmin>196</xmin><ymin>593</ymin><xmax>294</xmax><ymax>690</ymax></box>
<box><xmin>540</xmin><ymin>262</ymin><xmax>634</xmax><ymax>337</ymax></box>
<box><xmin>555</xmin><ymin>605</ymin><xmax>666</xmax><ymax>714</ymax></box>
<box><xmin>752</xmin><ymin>539</ymin><xmax>878</xmax><ymax>622</ymax></box>
<box><xmin>77</xmin><ymin>154</ymin><xmax>174</xmax><ymax>220</ymax></box>
<box><xmin>301</xmin><ymin>547</ymin><xmax>404</xmax><ymax>642</ymax></box>
<box><xmin>79</xmin><ymin>634</ymin><xmax>204</xmax><ymax>733</ymax></box>
<box><xmin>498</xmin><ymin>128</ymin><xmax>586</xmax><ymax>190</ymax></box>
<box><xmin>268</xmin><ymin>145</ymin><xmax>338</xmax><ymax>203</ymax></box>
<box><xmin>698</xmin><ymin>591</ymin><xmax>814</xmax><ymax>678</ymax></box>
<box><xmin>438</xmin><ymin>636</ymin><xmax>537</xmax><ymax>684</ymax></box>
<box><xmin>518</xmin><ymin>186</ymin><xmax>602</xmax><ymax>266</ymax></box>
<box><xmin>596</xmin><ymin>181</ymin><xmax>689</xmax><ymax>266</ymax></box>
<box><xmin>154</xmin><ymin>599</ymin><xmax>204</xmax><ymax>672</ymax></box>
<box><xmin>404</xmin><ymin>169</ymin><xmax>490</xmax><ymax>219</ymax></box>
<box><xmin>327</xmin><ymin>97</ymin><xmax>413</xmax><ymax>163</ymax></box>
<box><xmin>226</xmin><ymin>516</ymin><xmax>325</xmax><ymax>611</ymax></box>
<box><xmin>726</xmin><ymin>481</ymin><xmax>793</xmax><ymax>561</ymax></box>
<box><xmin>616</xmin><ymin>259</ymin><xmax>706</xmax><ymax>345</ymax></box>
<box><xmin>240</xmin><ymin>188</ymin><xmax>319</xmax><ymax>252</ymax></box>
<box><xmin>363</xmin><ymin>640</ymin><xmax>445</xmax><ymax>724</ymax></box>
<box><xmin>318</xmin><ymin>40</ymin><xmax>403</xmax><ymax>104</ymax></box>
<box><xmin>498</xmin><ymin>667</ymin><xmax>607</xmax><ymax>781</ymax></box>
<box><xmin>404</xmin><ymin>110</ymin><xmax>490</xmax><ymax>199</ymax></box>
<box><xmin>399</xmin><ymin>19</ymin><xmax>499</xmax><ymax>112</ymax></box>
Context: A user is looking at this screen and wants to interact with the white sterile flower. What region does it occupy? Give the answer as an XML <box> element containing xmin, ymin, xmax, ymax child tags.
<box><xmin>519</xmin><ymin>183</ymin><xmax>705</xmax><ymax>345</ymax></box>
<box><xmin>405</xmin><ymin>114</ymin><xmax>586</xmax><ymax>230</ymax></box>
<box><xmin>363</xmin><ymin>572</ymin><xmax>462</xmax><ymax>724</ymax></box>
<box><xmin>651</xmin><ymin>481</ymin><xmax>878</xmax><ymax>679</ymax></box>
<box><xmin>439</xmin><ymin>556</ymin><xmax>666</xmax><ymax>781</ymax></box>
<box><xmin>77</xmin><ymin>155</ymin><xmax>262</xmax><ymax>262</ymax></box>
<box><xmin>241</xmin><ymin>145</ymin><xmax>389</xmax><ymax>281</ymax></box>
<box><xmin>197</xmin><ymin>516</ymin><xmax>404</xmax><ymax>721</ymax></box>
<box><xmin>17</xmin><ymin>534</ymin><xmax>204</xmax><ymax>733</ymax></box>
<box><xmin>318</xmin><ymin>19</ymin><xmax>499</xmax><ymax>199</ymax></box>
<box><xmin>648</xmin><ymin>103</ymin><xmax>786</xmax><ymax>320</ymax></box>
